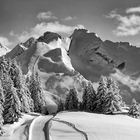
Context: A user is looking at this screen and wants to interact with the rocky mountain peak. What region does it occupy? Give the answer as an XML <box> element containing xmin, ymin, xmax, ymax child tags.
<box><xmin>70</xmin><ymin>29</ymin><xmax>101</xmax><ymax>42</ymax></box>
<box><xmin>37</xmin><ymin>31</ymin><xmax>62</xmax><ymax>44</ymax></box>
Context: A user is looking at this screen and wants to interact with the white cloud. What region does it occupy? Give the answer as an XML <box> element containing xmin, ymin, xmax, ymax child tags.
<box><xmin>37</xmin><ymin>11</ymin><xmax>57</xmax><ymax>20</ymax></box>
<box><xmin>126</xmin><ymin>6</ymin><xmax>140</xmax><ymax>13</ymax></box>
<box><xmin>111</xmin><ymin>69</ymin><xmax>140</xmax><ymax>92</ymax></box>
<box><xmin>0</xmin><ymin>36</ymin><xmax>12</xmax><ymax>47</ymax></box>
<box><xmin>10</xmin><ymin>21</ymin><xmax>85</xmax><ymax>42</ymax></box>
<box><xmin>107</xmin><ymin>9</ymin><xmax>140</xmax><ymax>36</ymax></box>
<box><xmin>63</xmin><ymin>16</ymin><xmax>77</xmax><ymax>21</ymax></box>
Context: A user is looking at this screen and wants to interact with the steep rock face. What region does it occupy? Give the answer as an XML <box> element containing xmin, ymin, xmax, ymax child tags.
<box><xmin>17</xmin><ymin>37</ymin><xmax>73</xmax><ymax>74</ymax></box>
<box><xmin>69</xmin><ymin>29</ymin><xmax>115</xmax><ymax>81</ymax></box>
<box><xmin>69</xmin><ymin>29</ymin><xmax>140</xmax><ymax>103</ymax></box>
<box><xmin>0</xmin><ymin>43</ymin><xmax>10</xmax><ymax>57</ymax></box>
<box><xmin>6</xmin><ymin>43</ymin><xmax>27</xmax><ymax>59</ymax></box>
<box><xmin>103</xmin><ymin>40</ymin><xmax>140</xmax><ymax>74</ymax></box>
<box><xmin>6</xmin><ymin>37</ymin><xmax>36</xmax><ymax>59</ymax></box>
<box><xmin>17</xmin><ymin>42</ymin><xmax>52</xmax><ymax>74</ymax></box>
<box><xmin>38</xmin><ymin>48</ymin><xmax>74</xmax><ymax>75</ymax></box>
<box><xmin>23</xmin><ymin>37</ymin><xmax>36</xmax><ymax>48</ymax></box>
<box><xmin>69</xmin><ymin>29</ymin><xmax>140</xmax><ymax>81</ymax></box>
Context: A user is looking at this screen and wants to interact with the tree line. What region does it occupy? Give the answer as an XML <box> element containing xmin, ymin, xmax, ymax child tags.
<box><xmin>57</xmin><ymin>76</ymin><xmax>140</xmax><ymax>119</ymax></box>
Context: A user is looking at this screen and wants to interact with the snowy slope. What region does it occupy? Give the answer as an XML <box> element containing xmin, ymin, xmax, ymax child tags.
<box><xmin>1</xmin><ymin>112</ymin><xmax>140</xmax><ymax>140</ymax></box>
<box><xmin>51</xmin><ymin>112</ymin><xmax>140</xmax><ymax>140</ymax></box>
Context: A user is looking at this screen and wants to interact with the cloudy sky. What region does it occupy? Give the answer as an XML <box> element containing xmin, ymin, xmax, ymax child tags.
<box><xmin>1</xmin><ymin>0</ymin><xmax>140</xmax><ymax>48</ymax></box>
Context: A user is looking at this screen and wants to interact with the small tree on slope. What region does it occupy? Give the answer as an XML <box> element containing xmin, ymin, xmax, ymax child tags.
<box><xmin>2</xmin><ymin>74</ymin><xmax>21</xmax><ymax>124</ymax></box>
<box><xmin>65</xmin><ymin>88</ymin><xmax>79</xmax><ymax>110</ymax></box>
<box><xmin>128</xmin><ymin>99</ymin><xmax>140</xmax><ymax>118</ymax></box>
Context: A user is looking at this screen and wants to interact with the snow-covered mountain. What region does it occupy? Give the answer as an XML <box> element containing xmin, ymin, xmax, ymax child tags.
<box><xmin>5</xmin><ymin>32</ymin><xmax>87</xmax><ymax>112</ymax></box>
<box><xmin>5</xmin><ymin>29</ymin><xmax>140</xmax><ymax>107</ymax></box>
<box><xmin>69</xmin><ymin>29</ymin><xmax>140</xmax><ymax>103</ymax></box>
<box><xmin>0</xmin><ymin>43</ymin><xmax>10</xmax><ymax>56</ymax></box>
<box><xmin>6</xmin><ymin>37</ymin><xmax>36</xmax><ymax>59</ymax></box>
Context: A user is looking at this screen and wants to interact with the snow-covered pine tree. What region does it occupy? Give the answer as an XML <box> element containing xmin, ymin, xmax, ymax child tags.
<box><xmin>0</xmin><ymin>56</ymin><xmax>11</xmax><ymax>74</ymax></box>
<box><xmin>2</xmin><ymin>74</ymin><xmax>21</xmax><ymax>124</ymax></box>
<box><xmin>103</xmin><ymin>77</ymin><xmax>123</xmax><ymax>113</ymax></box>
<box><xmin>86</xmin><ymin>82</ymin><xmax>96</xmax><ymax>112</ymax></box>
<box><xmin>82</xmin><ymin>82</ymin><xmax>96</xmax><ymax>112</ymax></box>
<box><xmin>28</xmin><ymin>72</ymin><xmax>45</xmax><ymax>113</ymax></box>
<box><xmin>65</xmin><ymin>88</ymin><xmax>79</xmax><ymax>110</ymax></box>
<box><xmin>128</xmin><ymin>99</ymin><xmax>140</xmax><ymax>118</ymax></box>
<box><xmin>95</xmin><ymin>77</ymin><xmax>123</xmax><ymax>114</ymax></box>
<box><xmin>0</xmin><ymin>81</ymin><xmax>4</xmax><ymax>127</ymax></box>
<box><xmin>82</xmin><ymin>83</ymin><xmax>89</xmax><ymax>111</ymax></box>
<box><xmin>9</xmin><ymin>60</ymin><xmax>34</xmax><ymax>112</ymax></box>
<box><xmin>94</xmin><ymin>76</ymin><xmax>108</xmax><ymax>112</ymax></box>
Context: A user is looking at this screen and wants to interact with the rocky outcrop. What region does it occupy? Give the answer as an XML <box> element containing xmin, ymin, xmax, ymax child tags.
<box><xmin>38</xmin><ymin>32</ymin><xmax>61</xmax><ymax>44</ymax></box>
<box><xmin>6</xmin><ymin>43</ymin><xmax>27</xmax><ymax>59</ymax></box>
<box><xmin>6</xmin><ymin>37</ymin><xmax>36</xmax><ymax>59</ymax></box>
<box><xmin>23</xmin><ymin>37</ymin><xmax>36</xmax><ymax>48</ymax></box>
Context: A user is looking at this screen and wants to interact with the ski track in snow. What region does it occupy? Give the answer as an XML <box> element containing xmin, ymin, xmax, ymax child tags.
<box><xmin>28</xmin><ymin>115</ymin><xmax>53</xmax><ymax>140</ymax></box>
<box><xmin>52</xmin><ymin>118</ymin><xmax>88</xmax><ymax>140</ymax></box>
<box><xmin>1</xmin><ymin>112</ymin><xmax>140</xmax><ymax>140</ymax></box>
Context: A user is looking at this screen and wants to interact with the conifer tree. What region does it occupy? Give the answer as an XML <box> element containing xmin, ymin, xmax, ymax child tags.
<box><xmin>128</xmin><ymin>99</ymin><xmax>140</xmax><ymax>118</ymax></box>
<box><xmin>0</xmin><ymin>81</ymin><xmax>4</xmax><ymax>127</ymax></box>
<box><xmin>86</xmin><ymin>82</ymin><xmax>96</xmax><ymax>112</ymax></box>
<box><xmin>28</xmin><ymin>72</ymin><xmax>45</xmax><ymax>113</ymax></box>
<box><xmin>82</xmin><ymin>84</ymin><xmax>89</xmax><ymax>111</ymax></box>
<box><xmin>0</xmin><ymin>56</ymin><xmax>11</xmax><ymax>74</ymax></box>
<box><xmin>9</xmin><ymin>60</ymin><xmax>34</xmax><ymax>112</ymax></box>
<box><xmin>2</xmin><ymin>74</ymin><xmax>21</xmax><ymax>124</ymax></box>
<box><xmin>95</xmin><ymin>77</ymin><xmax>123</xmax><ymax>114</ymax></box>
<box><xmin>82</xmin><ymin>82</ymin><xmax>96</xmax><ymax>112</ymax></box>
<box><xmin>65</xmin><ymin>88</ymin><xmax>79</xmax><ymax>110</ymax></box>
<box><xmin>95</xmin><ymin>76</ymin><xmax>108</xmax><ymax>112</ymax></box>
<box><xmin>105</xmin><ymin>77</ymin><xmax>122</xmax><ymax>113</ymax></box>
